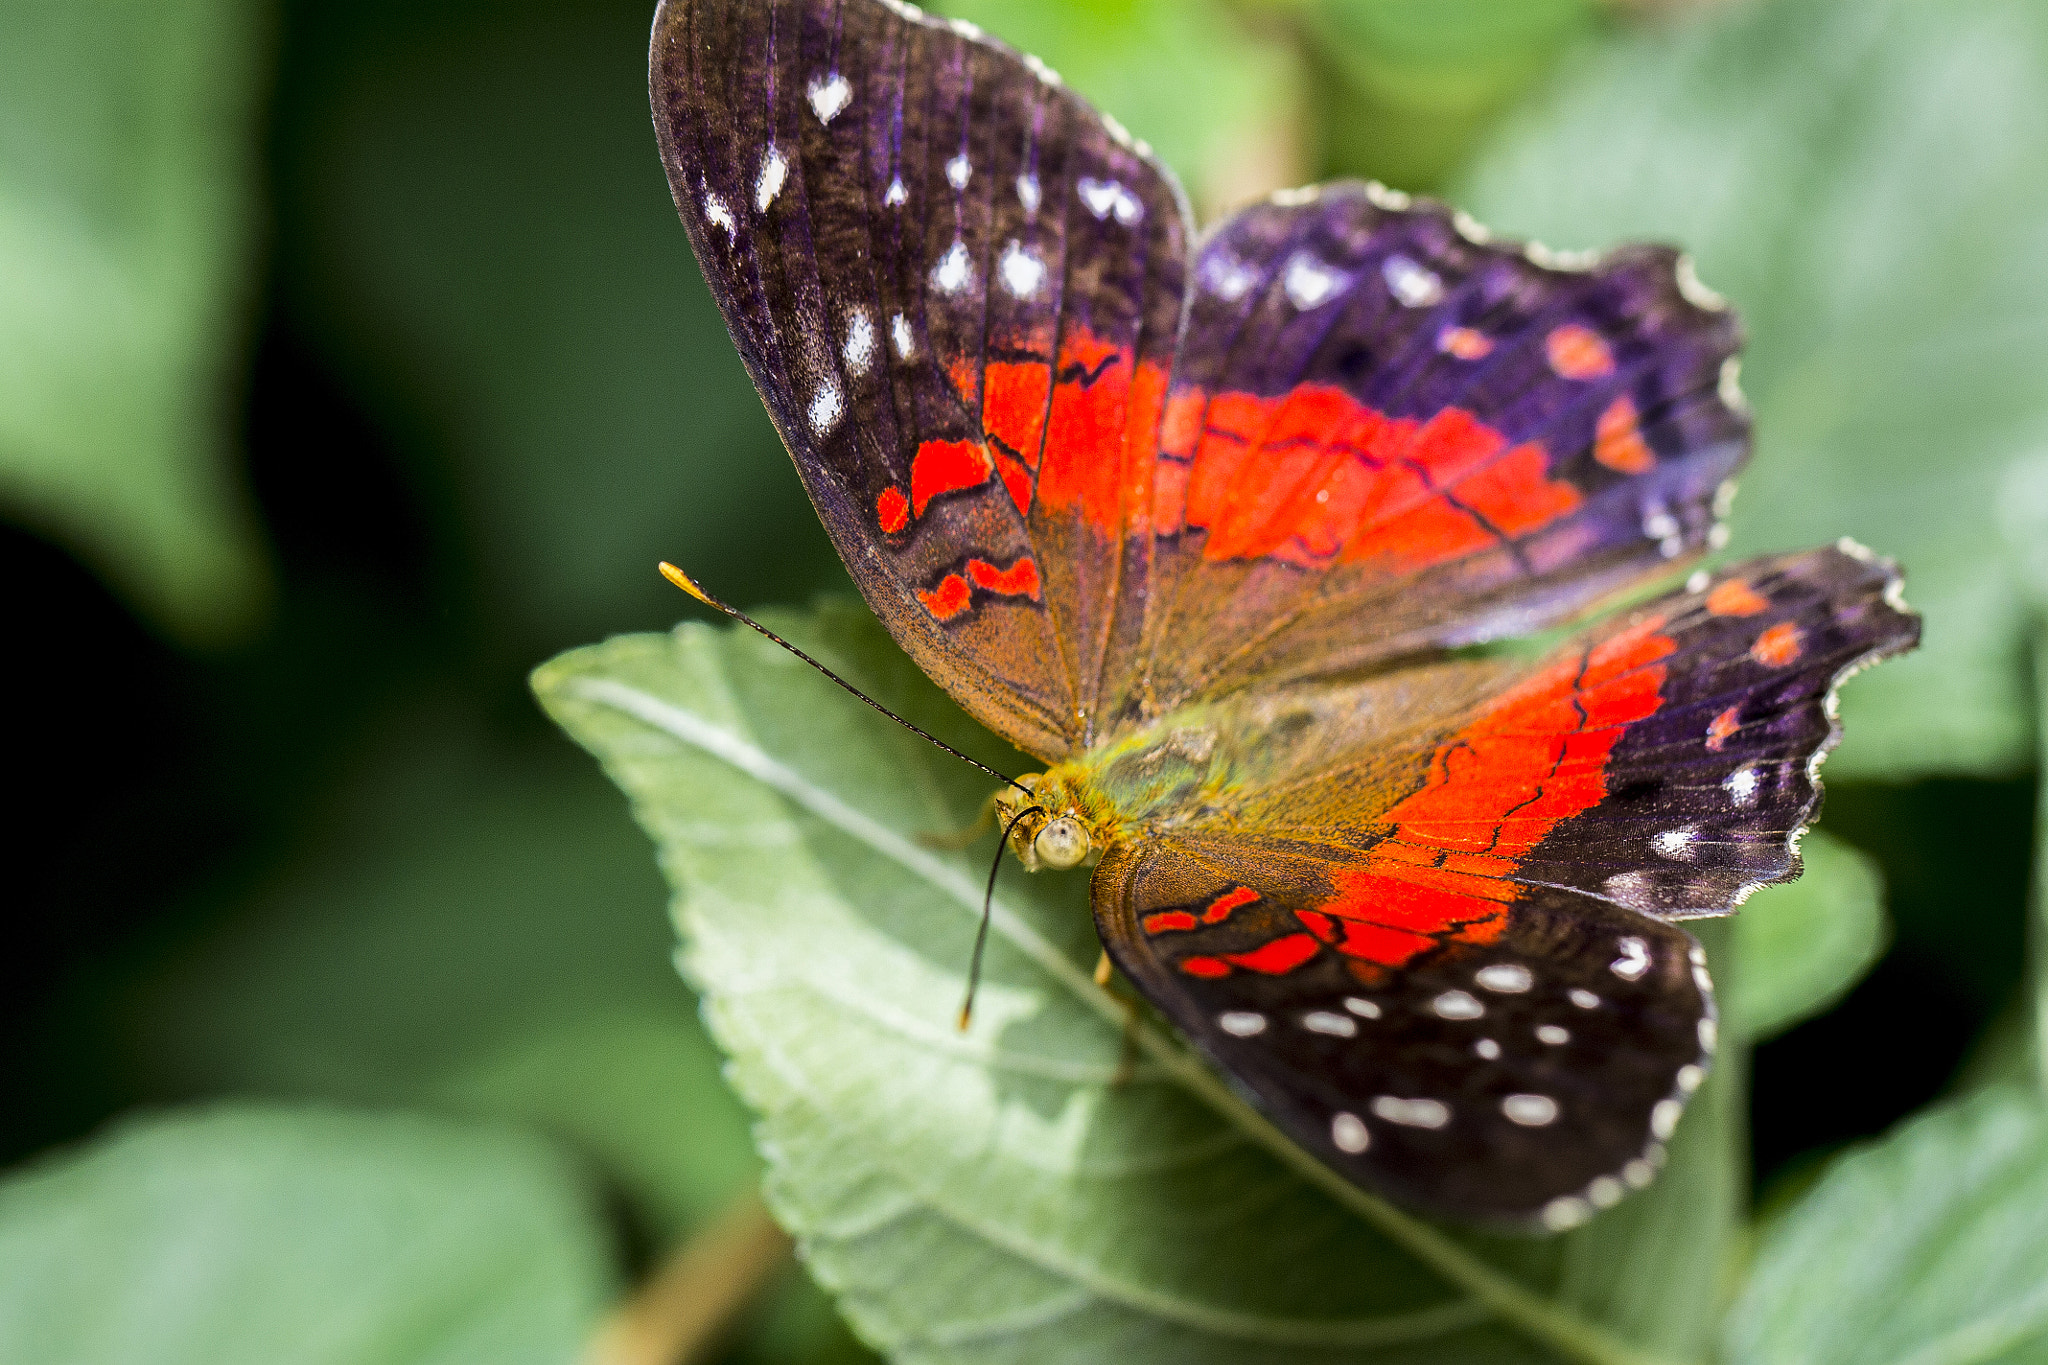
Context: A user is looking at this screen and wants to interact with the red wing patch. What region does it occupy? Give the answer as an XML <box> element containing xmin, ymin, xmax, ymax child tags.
<box><xmin>1162</xmin><ymin>383</ymin><xmax>1584</xmax><ymax>572</ymax></box>
<box><xmin>1153</xmin><ymin>615</ymin><xmax>1677</xmax><ymax>981</ymax></box>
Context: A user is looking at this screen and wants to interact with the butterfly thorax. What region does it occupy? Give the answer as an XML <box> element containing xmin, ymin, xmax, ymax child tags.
<box><xmin>995</xmin><ymin>663</ymin><xmax>1510</xmax><ymax>875</ymax></box>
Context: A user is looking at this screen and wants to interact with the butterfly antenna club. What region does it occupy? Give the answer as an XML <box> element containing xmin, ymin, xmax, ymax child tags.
<box><xmin>658</xmin><ymin>563</ymin><xmax>1032</xmax><ymax>795</ymax></box>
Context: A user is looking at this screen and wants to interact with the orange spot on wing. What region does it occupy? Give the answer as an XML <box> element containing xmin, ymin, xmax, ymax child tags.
<box><xmin>948</xmin><ymin>356</ymin><xmax>979</xmax><ymax>406</ymax></box>
<box><xmin>1227</xmin><ymin>933</ymin><xmax>1321</xmax><ymax>975</ymax></box>
<box><xmin>1594</xmin><ymin>395</ymin><xmax>1656</xmax><ymax>474</ymax></box>
<box><xmin>1178</xmin><ymin>384</ymin><xmax>1582</xmax><ymax>572</ymax></box>
<box><xmin>876</xmin><ymin>486</ymin><xmax>909</xmax><ymax>534</ymax></box>
<box><xmin>982</xmin><ymin>360</ymin><xmax>1051</xmax><ymax>465</ymax></box>
<box><xmin>1034</xmin><ymin>331</ymin><xmax>1133</xmax><ymax>533</ymax></box>
<box><xmin>1438</xmin><ymin>326</ymin><xmax>1493</xmax><ymax>360</ymax></box>
<box><xmin>1547</xmin><ymin>324</ymin><xmax>1615</xmax><ymax>379</ymax></box>
<box><xmin>1314</xmin><ymin>616</ymin><xmax>1676</xmax><ymax>968</ymax></box>
<box><xmin>1706</xmin><ymin>706</ymin><xmax>1740</xmax><ymax>751</ymax></box>
<box><xmin>1203</xmin><ymin>886</ymin><xmax>1259</xmax><ymax>923</ymax></box>
<box><xmin>911</xmin><ymin>440</ymin><xmax>994</xmax><ymax>516</ymax></box>
<box><xmin>1142</xmin><ymin>910</ymin><xmax>1197</xmax><ymax>935</ymax></box>
<box><xmin>1752</xmin><ymin>620</ymin><xmax>1805</xmax><ymax>667</ymax></box>
<box><xmin>1295</xmin><ymin>908</ymin><xmax>1339</xmax><ymax>942</ymax></box>
<box><xmin>1707</xmin><ymin>578</ymin><xmax>1769</xmax><ymax>616</ymax></box>
<box><xmin>1179</xmin><ymin>956</ymin><xmax>1230</xmax><ymax>978</ymax></box>
<box><xmin>917</xmin><ymin>573</ymin><xmax>972</xmax><ymax>621</ymax></box>
<box><xmin>966</xmin><ymin>555</ymin><xmax>1041</xmax><ymax>599</ymax></box>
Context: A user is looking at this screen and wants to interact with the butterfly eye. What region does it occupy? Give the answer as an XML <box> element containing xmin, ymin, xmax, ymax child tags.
<box><xmin>1033</xmin><ymin>817</ymin><xmax>1090</xmax><ymax>870</ymax></box>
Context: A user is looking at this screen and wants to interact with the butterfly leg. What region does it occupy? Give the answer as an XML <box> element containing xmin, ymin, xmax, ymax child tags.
<box><xmin>915</xmin><ymin>793</ymin><xmax>996</xmax><ymax>851</ymax></box>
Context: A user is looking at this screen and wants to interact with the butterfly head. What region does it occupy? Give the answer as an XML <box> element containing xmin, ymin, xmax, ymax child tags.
<box><xmin>993</xmin><ymin>770</ymin><xmax>1113</xmax><ymax>872</ymax></box>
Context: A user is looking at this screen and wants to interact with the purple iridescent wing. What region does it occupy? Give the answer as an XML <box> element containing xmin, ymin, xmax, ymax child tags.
<box><xmin>1118</xmin><ymin>186</ymin><xmax>1750</xmax><ymax>726</ymax></box>
<box><xmin>652</xmin><ymin>0</ymin><xmax>1189</xmax><ymax>760</ymax></box>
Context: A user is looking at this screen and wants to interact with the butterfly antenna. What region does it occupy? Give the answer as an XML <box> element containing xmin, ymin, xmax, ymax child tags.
<box><xmin>659</xmin><ymin>563</ymin><xmax>1032</xmax><ymax>796</ymax></box>
<box><xmin>958</xmin><ymin>803</ymin><xmax>1043</xmax><ymax>1032</ymax></box>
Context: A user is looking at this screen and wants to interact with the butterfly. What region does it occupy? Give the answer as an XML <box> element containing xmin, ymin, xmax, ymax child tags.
<box><xmin>649</xmin><ymin>0</ymin><xmax>1920</xmax><ymax>1229</ymax></box>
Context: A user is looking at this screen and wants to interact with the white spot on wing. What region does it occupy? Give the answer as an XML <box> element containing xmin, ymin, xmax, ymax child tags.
<box><xmin>933</xmin><ymin>240</ymin><xmax>973</xmax><ymax>294</ymax></box>
<box><xmin>843</xmin><ymin>311</ymin><xmax>874</xmax><ymax>374</ymax></box>
<box><xmin>1474</xmin><ymin>1037</ymin><xmax>1501</xmax><ymax>1060</ymax></box>
<box><xmin>1537</xmin><ymin>1024</ymin><xmax>1570</xmax><ymax>1046</ymax></box>
<box><xmin>1302</xmin><ymin>1011</ymin><xmax>1357</xmax><ymax>1038</ymax></box>
<box><xmin>1588</xmin><ymin>1176</ymin><xmax>1625</xmax><ymax>1209</ymax></box>
<box><xmin>884</xmin><ymin>177</ymin><xmax>908</xmax><ymax>208</ymax></box>
<box><xmin>1503</xmin><ymin>1094</ymin><xmax>1559</xmax><ymax>1127</ymax></box>
<box><xmin>1016</xmin><ymin>173</ymin><xmax>1040</xmax><ymax>213</ymax></box>
<box><xmin>891</xmin><ymin>313</ymin><xmax>914</xmax><ymax>359</ymax></box>
<box><xmin>1078</xmin><ymin>176</ymin><xmax>1144</xmax><ymax>225</ymax></box>
<box><xmin>1651</xmin><ymin>1098</ymin><xmax>1683</xmax><ymax>1140</ymax></box>
<box><xmin>1624</xmin><ymin>1159</ymin><xmax>1655</xmax><ymax>1188</ymax></box>
<box><xmin>756</xmin><ymin>148</ymin><xmax>788</xmax><ymax>212</ymax></box>
<box><xmin>1677</xmin><ymin>1064</ymin><xmax>1704</xmax><ymax>1094</ymax></box>
<box><xmin>807</xmin><ymin>73</ymin><xmax>852</xmax><ymax>124</ymax></box>
<box><xmin>999</xmin><ymin>241</ymin><xmax>1045</xmax><ymax>298</ymax></box>
<box><xmin>1372</xmin><ymin>1096</ymin><xmax>1450</xmax><ymax>1129</ymax></box>
<box><xmin>1652</xmin><ymin>828</ymin><xmax>1697</xmax><ymax>861</ymax></box>
<box><xmin>1218</xmin><ymin>1010</ymin><xmax>1266</xmax><ymax>1037</ymax></box>
<box><xmin>945</xmin><ymin>153</ymin><xmax>971</xmax><ymax>190</ymax></box>
<box><xmin>808</xmin><ymin>381</ymin><xmax>842</xmax><ymax>434</ymax></box>
<box><xmin>1543</xmin><ymin>1197</ymin><xmax>1592</xmax><ymax>1231</ymax></box>
<box><xmin>1699</xmin><ymin>1016</ymin><xmax>1718</xmax><ymax>1052</ymax></box>
<box><xmin>1284</xmin><ymin>253</ymin><xmax>1346</xmax><ymax>310</ymax></box>
<box><xmin>1726</xmin><ymin>765</ymin><xmax>1760</xmax><ymax>807</ymax></box>
<box><xmin>1344</xmin><ymin>997</ymin><xmax>1381</xmax><ymax>1019</ymax></box>
<box><xmin>1611</xmin><ymin>936</ymin><xmax>1652</xmax><ymax>981</ymax></box>
<box><xmin>703</xmin><ymin>192</ymin><xmax>735</xmax><ymax>234</ymax></box>
<box><xmin>1382</xmin><ymin>254</ymin><xmax>1443</xmax><ymax>307</ymax></box>
<box><xmin>1476</xmin><ymin>963</ymin><xmax>1532</xmax><ymax>993</ymax></box>
<box><xmin>1570</xmin><ymin>988</ymin><xmax>1601</xmax><ymax>1010</ymax></box>
<box><xmin>1432</xmin><ymin>990</ymin><xmax>1484</xmax><ymax>1020</ymax></box>
<box><xmin>1201</xmin><ymin>252</ymin><xmax>1259</xmax><ymax>301</ymax></box>
<box><xmin>1331</xmin><ymin>1112</ymin><xmax>1370</xmax><ymax>1153</ymax></box>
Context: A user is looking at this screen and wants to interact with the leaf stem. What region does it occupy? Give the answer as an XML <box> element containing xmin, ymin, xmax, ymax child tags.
<box><xmin>573</xmin><ymin>674</ymin><xmax>1689</xmax><ymax>1365</ymax></box>
<box><xmin>578</xmin><ymin>1191</ymin><xmax>791</xmax><ymax>1365</ymax></box>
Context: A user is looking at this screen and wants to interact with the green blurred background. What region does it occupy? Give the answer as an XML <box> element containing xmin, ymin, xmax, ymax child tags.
<box><xmin>5</xmin><ymin>0</ymin><xmax>2044</xmax><ymax>1360</ymax></box>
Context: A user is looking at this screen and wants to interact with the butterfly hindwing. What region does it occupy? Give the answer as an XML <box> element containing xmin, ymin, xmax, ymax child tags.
<box><xmin>653</xmin><ymin>0</ymin><xmax>1189</xmax><ymax>759</ymax></box>
<box><xmin>1088</xmin><ymin>543</ymin><xmax>1913</xmax><ymax>1223</ymax></box>
<box><xmin>1127</xmin><ymin>187</ymin><xmax>1749</xmax><ymax>719</ymax></box>
<box><xmin>1095</xmin><ymin>849</ymin><xmax>1711</xmax><ymax>1228</ymax></box>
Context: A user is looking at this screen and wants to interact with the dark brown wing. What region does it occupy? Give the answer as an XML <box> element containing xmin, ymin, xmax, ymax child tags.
<box><xmin>652</xmin><ymin>0</ymin><xmax>1188</xmax><ymax>759</ymax></box>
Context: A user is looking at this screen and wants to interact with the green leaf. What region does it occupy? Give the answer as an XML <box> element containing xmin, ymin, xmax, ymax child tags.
<box><xmin>932</xmin><ymin>0</ymin><xmax>1308</xmax><ymax>217</ymax></box>
<box><xmin>535</xmin><ymin>600</ymin><xmax>1746</xmax><ymax>1365</ymax></box>
<box><xmin>118</xmin><ymin>717</ymin><xmax>753</xmax><ymax>1243</ymax></box>
<box><xmin>1724</xmin><ymin>831</ymin><xmax>1888</xmax><ymax>1044</ymax></box>
<box><xmin>0</xmin><ymin>0</ymin><xmax>270</xmax><ymax>642</ymax></box>
<box><xmin>1723</xmin><ymin>1085</ymin><xmax>2048</xmax><ymax>1365</ymax></box>
<box><xmin>0</xmin><ymin>1104</ymin><xmax>613</xmax><ymax>1365</ymax></box>
<box><xmin>1457</xmin><ymin>0</ymin><xmax>2048</xmax><ymax>779</ymax></box>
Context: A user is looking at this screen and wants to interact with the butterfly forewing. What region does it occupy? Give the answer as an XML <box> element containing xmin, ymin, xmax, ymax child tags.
<box><xmin>652</xmin><ymin>0</ymin><xmax>1188</xmax><ymax>759</ymax></box>
<box><xmin>1131</xmin><ymin>188</ymin><xmax>1748</xmax><ymax>719</ymax></box>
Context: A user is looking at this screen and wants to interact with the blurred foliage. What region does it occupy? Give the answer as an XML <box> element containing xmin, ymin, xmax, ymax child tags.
<box><xmin>5</xmin><ymin>0</ymin><xmax>2047</xmax><ymax>1360</ymax></box>
<box><xmin>0</xmin><ymin>1106</ymin><xmax>614</xmax><ymax>1365</ymax></box>
<box><xmin>0</xmin><ymin>0</ymin><xmax>272</xmax><ymax>641</ymax></box>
